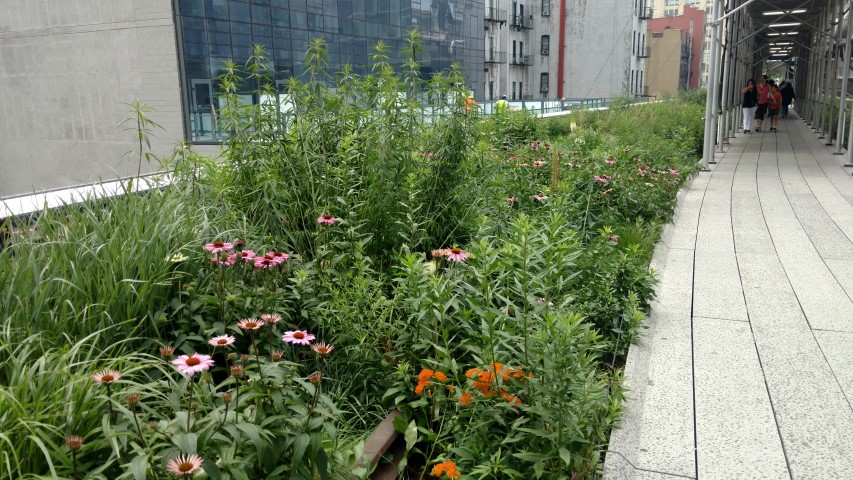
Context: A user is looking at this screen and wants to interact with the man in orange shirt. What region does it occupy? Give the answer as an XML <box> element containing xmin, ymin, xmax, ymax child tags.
<box><xmin>767</xmin><ymin>83</ymin><xmax>782</xmax><ymax>132</ymax></box>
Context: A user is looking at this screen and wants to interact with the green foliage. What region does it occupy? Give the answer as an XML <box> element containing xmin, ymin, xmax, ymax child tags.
<box><xmin>0</xmin><ymin>30</ymin><xmax>706</xmax><ymax>478</ymax></box>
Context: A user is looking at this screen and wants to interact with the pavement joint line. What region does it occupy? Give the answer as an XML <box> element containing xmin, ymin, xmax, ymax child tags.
<box><xmin>692</xmin><ymin>315</ymin><xmax>748</xmax><ymax>324</ymax></box>
<box><xmin>738</xmin><ymin>124</ymin><xmax>795</xmax><ymax>479</ymax></box>
<box><xmin>783</xmin><ymin>119</ymin><xmax>853</xmax><ymax>318</ymax></box>
<box><xmin>603</xmin><ymin>450</ymin><xmax>697</xmax><ymax>479</ymax></box>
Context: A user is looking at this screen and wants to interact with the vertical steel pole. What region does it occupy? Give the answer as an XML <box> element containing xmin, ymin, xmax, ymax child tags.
<box><xmin>817</xmin><ymin>6</ymin><xmax>832</xmax><ymax>135</ymax></box>
<box><xmin>836</xmin><ymin>0</ymin><xmax>853</xmax><ymax>154</ymax></box>
<box><xmin>718</xmin><ymin>10</ymin><xmax>733</xmax><ymax>152</ymax></box>
<box><xmin>703</xmin><ymin>0</ymin><xmax>723</xmax><ymax>168</ymax></box>
<box><xmin>825</xmin><ymin>0</ymin><xmax>843</xmax><ymax>143</ymax></box>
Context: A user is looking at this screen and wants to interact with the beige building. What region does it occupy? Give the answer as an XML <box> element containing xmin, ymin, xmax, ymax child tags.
<box><xmin>649</xmin><ymin>0</ymin><xmax>713</xmax><ymax>86</ymax></box>
<box><xmin>647</xmin><ymin>28</ymin><xmax>690</xmax><ymax>97</ymax></box>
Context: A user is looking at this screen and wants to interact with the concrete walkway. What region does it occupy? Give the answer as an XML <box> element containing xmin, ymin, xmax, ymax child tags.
<box><xmin>604</xmin><ymin>113</ymin><xmax>853</xmax><ymax>480</ymax></box>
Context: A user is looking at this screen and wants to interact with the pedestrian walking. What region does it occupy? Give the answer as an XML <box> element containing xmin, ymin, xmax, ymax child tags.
<box><xmin>780</xmin><ymin>81</ymin><xmax>795</xmax><ymax>118</ymax></box>
<box><xmin>495</xmin><ymin>95</ymin><xmax>509</xmax><ymax>114</ymax></box>
<box><xmin>741</xmin><ymin>79</ymin><xmax>758</xmax><ymax>133</ymax></box>
<box><xmin>767</xmin><ymin>83</ymin><xmax>782</xmax><ymax>132</ymax></box>
<box><xmin>754</xmin><ymin>75</ymin><xmax>770</xmax><ymax>132</ymax></box>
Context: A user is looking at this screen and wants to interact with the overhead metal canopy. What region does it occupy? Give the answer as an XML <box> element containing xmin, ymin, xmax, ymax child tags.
<box><xmin>702</xmin><ymin>0</ymin><xmax>853</xmax><ymax>171</ymax></box>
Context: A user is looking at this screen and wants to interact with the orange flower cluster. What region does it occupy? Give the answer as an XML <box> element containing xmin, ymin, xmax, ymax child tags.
<box><xmin>415</xmin><ymin>368</ymin><xmax>449</xmax><ymax>395</ymax></box>
<box><xmin>430</xmin><ymin>460</ymin><xmax>461</xmax><ymax>479</ymax></box>
<box><xmin>465</xmin><ymin>363</ymin><xmax>531</xmax><ymax>403</ymax></box>
<box><xmin>459</xmin><ymin>392</ymin><xmax>473</xmax><ymax>406</ymax></box>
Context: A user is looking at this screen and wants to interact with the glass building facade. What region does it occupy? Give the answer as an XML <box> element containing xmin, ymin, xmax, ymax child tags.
<box><xmin>175</xmin><ymin>0</ymin><xmax>485</xmax><ymax>141</ymax></box>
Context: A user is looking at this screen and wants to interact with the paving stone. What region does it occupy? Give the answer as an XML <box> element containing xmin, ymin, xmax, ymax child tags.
<box><xmin>812</xmin><ymin>330</ymin><xmax>853</xmax><ymax>407</ymax></box>
<box><xmin>692</xmin><ymin>252</ymin><xmax>747</xmax><ymax>321</ymax></box>
<box><xmin>693</xmin><ymin>317</ymin><xmax>789</xmax><ymax>480</ymax></box>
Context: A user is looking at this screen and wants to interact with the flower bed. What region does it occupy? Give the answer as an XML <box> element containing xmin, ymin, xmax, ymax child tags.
<box><xmin>0</xmin><ymin>38</ymin><xmax>705</xmax><ymax>479</ymax></box>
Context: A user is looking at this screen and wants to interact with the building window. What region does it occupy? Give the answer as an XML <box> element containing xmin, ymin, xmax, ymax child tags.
<box><xmin>540</xmin><ymin>72</ymin><xmax>549</xmax><ymax>92</ymax></box>
<box><xmin>512</xmin><ymin>81</ymin><xmax>517</xmax><ymax>99</ymax></box>
<box><xmin>541</xmin><ymin>35</ymin><xmax>550</xmax><ymax>55</ymax></box>
<box><xmin>542</xmin><ymin>0</ymin><xmax>551</xmax><ymax>16</ymax></box>
<box><xmin>489</xmin><ymin>80</ymin><xmax>494</xmax><ymax>100</ymax></box>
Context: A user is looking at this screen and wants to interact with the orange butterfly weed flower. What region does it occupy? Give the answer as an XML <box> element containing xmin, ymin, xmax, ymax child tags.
<box><xmin>433</xmin><ymin>371</ymin><xmax>448</xmax><ymax>382</ymax></box>
<box><xmin>430</xmin><ymin>460</ymin><xmax>461</xmax><ymax>479</ymax></box>
<box><xmin>459</xmin><ymin>392</ymin><xmax>473</xmax><ymax>406</ymax></box>
<box><xmin>418</xmin><ymin>369</ymin><xmax>435</xmax><ymax>382</ymax></box>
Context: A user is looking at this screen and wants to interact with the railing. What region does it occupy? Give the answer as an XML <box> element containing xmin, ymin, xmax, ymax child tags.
<box><xmin>477</xmin><ymin>97</ymin><xmax>609</xmax><ymax>116</ymax></box>
<box><xmin>485</xmin><ymin>7</ymin><xmax>507</xmax><ymax>23</ymax></box>
<box><xmin>638</xmin><ymin>85</ymin><xmax>651</xmax><ymax>97</ymax></box>
<box><xmin>637</xmin><ymin>46</ymin><xmax>650</xmax><ymax>58</ymax></box>
<box><xmin>511</xmin><ymin>14</ymin><xmax>534</xmax><ymax>29</ymax></box>
<box><xmin>639</xmin><ymin>7</ymin><xmax>653</xmax><ymax>20</ymax></box>
<box><xmin>485</xmin><ymin>51</ymin><xmax>507</xmax><ymax>63</ymax></box>
<box><xmin>510</xmin><ymin>54</ymin><xmax>534</xmax><ymax>66</ymax></box>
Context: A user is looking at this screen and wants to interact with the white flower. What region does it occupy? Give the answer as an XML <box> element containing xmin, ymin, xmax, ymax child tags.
<box><xmin>168</xmin><ymin>253</ymin><xmax>189</xmax><ymax>263</ymax></box>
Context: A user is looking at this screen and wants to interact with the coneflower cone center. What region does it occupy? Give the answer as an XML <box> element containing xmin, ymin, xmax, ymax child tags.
<box><xmin>186</xmin><ymin>358</ymin><xmax>200</xmax><ymax>366</ymax></box>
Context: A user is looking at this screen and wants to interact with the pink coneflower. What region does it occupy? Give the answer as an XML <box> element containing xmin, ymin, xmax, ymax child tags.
<box><xmin>317</xmin><ymin>214</ymin><xmax>337</xmax><ymax>225</ymax></box>
<box><xmin>208</xmin><ymin>335</ymin><xmax>236</xmax><ymax>347</ymax></box>
<box><xmin>253</xmin><ymin>256</ymin><xmax>276</xmax><ymax>269</ymax></box>
<box><xmin>532</xmin><ymin>161</ymin><xmax>544</xmax><ymax>168</ymax></box>
<box><xmin>432</xmin><ymin>249</ymin><xmax>451</xmax><ymax>259</ymax></box>
<box><xmin>218</xmin><ymin>253</ymin><xmax>237</xmax><ymax>267</ymax></box>
<box><xmin>66</xmin><ymin>435</ymin><xmax>84</xmax><ymax>450</ymax></box>
<box><xmin>237</xmin><ymin>318</ymin><xmax>265</xmax><ymax>331</ymax></box>
<box><xmin>204</xmin><ymin>241</ymin><xmax>233</xmax><ymax>253</ymax></box>
<box><xmin>603</xmin><ymin>188</ymin><xmax>612</xmax><ymax>196</ymax></box>
<box><xmin>266</xmin><ymin>251</ymin><xmax>289</xmax><ymax>264</ymax></box>
<box><xmin>159</xmin><ymin>345</ymin><xmax>175</xmax><ymax>358</ymax></box>
<box><xmin>311</xmin><ymin>342</ymin><xmax>335</xmax><ymax>356</ymax></box>
<box><xmin>260</xmin><ymin>313</ymin><xmax>283</xmax><ymax>325</ymax></box>
<box><xmin>533</xmin><ymin>194</ymin><xmax>548</xmax><ymax>201</ymax></box>
<box><xmin>446</xmin><ymin>247</ymin><xmax>470</xmax><ymax>262</ymax></box>
<box><xmin>669</xmin><ymin>168</ymin><xmax>680</xmax><ymax>176</ymax></box>
<box><xmin>594</xmin><ymin>175</ymin><xmax>609</xmax><ymax>184</ymax></box>
<box><xmin>605</xmin><ymin>158</ymin><xmax>616</xmax><ymax>165</ymax></box>
<box><xmin>423</xmin><ymin>152</ymin><xmax>435</xmax><ymax>158</ymax></box>
<box><xmin>166</xmin><ymin>454</ymin><xmax>204</xmax><ymax>477</ymax></box>
<box><xmin>172</xmin><ymin>353</ymin><xmax>215</xmax><ymax>376</ymax></box>
<box><xmin>609</xmin><ymin>235</ymin><xmax>619</xmax><ymax>244</ymax></box>
<box><xmin>92</xmin><ymin>370</ymin><xmax>121</xmax><ymax>385</ymax></box>
<box><xmin>509</xmin><ymin>156</ymin><xmax>517</xmax><ymax>161</ymax></box>
<box><xmin>505</xmin><ymin>196</ymin><xmax>517</xmax><ymax>203</ymax></box>
<box><xmin>283</xmin><ymin>330</ymin><xmax>316</xmax><ymax>345</ymax></box>
<box><xmin>270</xmin><ymin>350</ymin><xmax>284</xmax><ymax>361</ymax></box>
<box><xmin>517</xmin><ymin>162</ymin><xmax>529</xmax><ymax>167</ymax></box>
<box><xmin>238</xmin><ymin>250</ymin><xmax>256</xmax><ymax>261</ymax></box>
<box><xmin>637</xmin><ymin>168</ymin><xmax>648</xmax><ymax>176</ymax></box>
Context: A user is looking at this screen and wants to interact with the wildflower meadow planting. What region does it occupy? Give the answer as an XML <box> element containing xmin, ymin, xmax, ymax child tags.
<box><xmin>0</xmin><ymin>38</ymin><xmax>705</xmax><ymax>479</ymax></box>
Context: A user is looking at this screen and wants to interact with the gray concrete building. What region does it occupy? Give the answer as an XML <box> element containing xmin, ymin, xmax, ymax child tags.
<box><xmin>0</xmin><ymin>0</ymin><xmax>187</xmax><ymax>198</ymax></box>
<box><xmin>484</xmin><ymin>0</ymin><xmax>648</xmax><ymax>101</ymax></box>
<box><xmin>0</xmin><ymin>0</ymin><xmax>487</xmax><ymax>198</ymax></box>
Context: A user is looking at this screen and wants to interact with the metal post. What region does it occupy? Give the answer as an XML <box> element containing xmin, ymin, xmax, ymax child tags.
<box><xmin>817</xmin><ymin>6</ymin><xmax>832</xmax><ymax>135</ymax></box>
<box><xmin>840</xmin><ymin>0</ymin><xmax>853</xmax><ymax>157</ymax></box>
<box><xmin>718</xmin><ymin>12</ymin><xmax>733</xmax><ymax>152</ymax></box>
<box><xmin>825</xmin><ymin>0</ymin><xmax>843</xmax><ymax>143</ymax></box>
<box><xmin>703</xmin><ymin>0</ymin><xmax>723</xmax><ymax>168</ymax></box>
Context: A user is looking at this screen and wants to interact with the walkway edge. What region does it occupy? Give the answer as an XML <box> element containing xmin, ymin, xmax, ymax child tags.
<box><xmin>603</xmin><ymin>174</ymin><xmax>699</xmax><ymax>480</ymax></box>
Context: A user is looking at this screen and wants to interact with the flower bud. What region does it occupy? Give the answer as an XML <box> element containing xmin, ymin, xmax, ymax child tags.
<box><xmin>223</xmin><ymin>392</ymin><xmax>233</xmax><ymax>404</ymax></box>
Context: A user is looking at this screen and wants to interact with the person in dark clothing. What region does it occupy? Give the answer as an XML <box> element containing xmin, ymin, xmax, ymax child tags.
<box><xmin>741</xmin><ymin>79</ymin><xmax>758</xmax><ymax>133</ymax></box>
<box><xmin>780</xmin><ymin>81</ymin><xmax>795</xmax><ymax>118</ymax></box>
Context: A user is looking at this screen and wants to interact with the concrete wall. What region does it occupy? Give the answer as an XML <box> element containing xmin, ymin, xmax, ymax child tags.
<box><xmin>564</xmin><ymin>0</ymin><xmax>638</xmax><ymax>99</ymax></box>
<box><xmin>0</xmin><ymin>0</ymin><xmax>185</xmax><ymax>198</ymax></box>
<box><xmin>648</xmin><ymin>29</ymin><xmax>684</xmax><ymax>97</ymax></box>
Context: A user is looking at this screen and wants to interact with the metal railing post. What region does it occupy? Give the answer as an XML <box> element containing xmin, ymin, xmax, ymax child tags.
<box><xmin>703</xmin><ymin>0</ymin><xmax>723</xmax><ymax>168</ymax></box>
<box><xmin>840</xmin><ymin>0</ymin><xmax>853</xmax><ymax>158</ymax></box>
